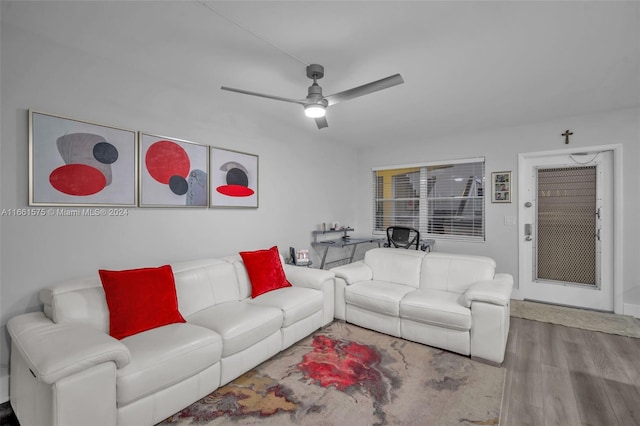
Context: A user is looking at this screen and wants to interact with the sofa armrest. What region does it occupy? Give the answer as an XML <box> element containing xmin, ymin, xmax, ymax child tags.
<box><xmin>283</xmin><ymin>265</ymin><xmax>335</xmax><ymax>326</ymax></box>
<box><xmin>8</xmin><ymin>312</ymin><xmax>130</xmax><ymax>384</ymax></box>
<box><xmin>329</xmin><ymin>261</ymin><xmax>373</xmax><ymax>285</ymax></box>
<box><xmin>463</xmin><ymin>273</ymin><xmax>513</xmax><ymax>308</ymax></box>
<box><xmin>283</xmin><ymin>265</ymin><xmax>335</xmax><ymax>290</ymax></box>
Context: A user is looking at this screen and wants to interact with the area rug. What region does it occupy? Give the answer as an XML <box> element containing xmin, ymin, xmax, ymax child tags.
<box><xmin>157</xmin><ymin>322</ymin><xmax>505</xmax><ymax>425</ymax></box>
<box><xmin>511</xmin><ymin>299</ymin><xmax>640</xmax><ymax>338</ymax></box>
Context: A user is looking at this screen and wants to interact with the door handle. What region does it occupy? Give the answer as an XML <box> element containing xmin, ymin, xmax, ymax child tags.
<box><xmin>524</xmin><ymin>223</ymin><xmax>532</xmax><ymax>241</ymax></box>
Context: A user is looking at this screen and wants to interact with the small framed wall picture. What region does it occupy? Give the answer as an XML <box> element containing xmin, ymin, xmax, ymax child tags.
<box><xmin>29</xmin><ymin>110</ymin><xmax>137</xmax><ymax>206</ymax></box>
<box><xmin>139</xmin><ymin>133</ymin><xmax>209</xmax><ymax>207</ymax></box>
<box><xmin>210</xmin><ymin>147</ymin><xmax>258</xmax><ymax>208</ymax></box>
<box><xmin>491</xmin><ymin>171</ymin><xmax>512</xmax><ymax>203</ymax></box>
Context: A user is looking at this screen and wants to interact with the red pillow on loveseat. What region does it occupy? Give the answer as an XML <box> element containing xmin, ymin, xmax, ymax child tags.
<box><xmin>99</xmin><ymin>264</ymin><xmax>186</xmax><ymax>340</ymax></box>
<box><xmin>239</xmin><ymin>246</ymin><xmax>292</xmax><ymax>298</ymax></box>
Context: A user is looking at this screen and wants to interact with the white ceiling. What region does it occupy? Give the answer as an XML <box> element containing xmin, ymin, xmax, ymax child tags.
<box><xmin>205</xmin><ymin>0</ymin><xmax>640</xmax><ymax>146</ymax></box>
<box><xmin>8</xmin><ymin>1</ymin><xmax>640</xmax><ymax>147</ymax></box>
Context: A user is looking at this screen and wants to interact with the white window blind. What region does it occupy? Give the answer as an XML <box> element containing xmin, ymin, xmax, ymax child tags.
<box><xmin>372</xmin><ymin>159</ymin><xmax>485</xmax><ymax>241</ymax></box>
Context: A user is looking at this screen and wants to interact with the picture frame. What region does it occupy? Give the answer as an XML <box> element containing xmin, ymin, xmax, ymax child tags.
<box><xmin>29</xmin><ymin>110</ymin><xmax>137</xmax><ymax>206</ymax></box>
<box><xmin>210</xmin><ymin>147</ymin><xmax>258</xmax><ymax>208</ymax></box>
<box><xmin>491</xmin><ymin>171</ymin><xmax>512</xmax><ymax>203</ymax></box>
<box><xmin>139</xmin><ymin>133</ymin><xmax>209</xmax><ymax>207</ymax></box>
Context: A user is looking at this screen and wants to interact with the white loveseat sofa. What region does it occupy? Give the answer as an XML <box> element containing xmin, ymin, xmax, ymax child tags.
<box><xmin>331</xmin><ymin>248</ymin><xmax>513</xmax><ymax>365</ymax></box>
<box><xmin>7</xmin><ymin>252</ymin><xmax>335</xmax><ymax>426</ymax></box>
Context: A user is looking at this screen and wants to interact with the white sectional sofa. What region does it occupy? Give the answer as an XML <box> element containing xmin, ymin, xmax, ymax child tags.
<box><xmin>6</xmin><ymin>245</ymin><xmax>514</xmax><ymax>425</ymax></box>
<box><xmin>331</xmin><ymin>248</ymin><xmax>513</xmax><ymax>365</ymax></box>
<box><xmin>7</xmin><ymin>250</ymin><xmax>335</xmax><ymax>426</ymax></box>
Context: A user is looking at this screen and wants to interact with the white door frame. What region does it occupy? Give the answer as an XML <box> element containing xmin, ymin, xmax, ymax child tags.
<box><xmin>518</xmin><ymin>144</ymin><xmax>624</xmax><ymax>314</ymax></box>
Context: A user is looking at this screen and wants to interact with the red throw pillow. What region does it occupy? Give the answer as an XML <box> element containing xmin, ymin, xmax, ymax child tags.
<box><xmin>239</xmin><ymin>246</ymin><xmax>292</xmax><ymax>298</ymax></box>
<box><xmin>99</xmin><ymin>264</ymin><xmax>185</xmax><ymax>340</ymax></box>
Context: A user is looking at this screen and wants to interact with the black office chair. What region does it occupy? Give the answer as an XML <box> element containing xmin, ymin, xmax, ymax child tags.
<box><xmin>385</xmin><ymin>226</ymin><xmax>420</xmax><ymax>250</ymax></box>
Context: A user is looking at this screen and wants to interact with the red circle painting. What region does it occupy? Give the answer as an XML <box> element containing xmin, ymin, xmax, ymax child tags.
<box><xmin>49</xmin><ymin>164</ymin><xmax>107</xmax><ymax>196</ymax></box>
<box><xmin>145</xmin><ymin>141</ymin><xmax>190</xmax><ymax>184</ymax></box>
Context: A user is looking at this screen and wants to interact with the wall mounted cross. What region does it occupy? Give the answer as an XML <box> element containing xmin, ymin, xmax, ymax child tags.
<box><xmin>562</xmin><ymin>129</ymin><xmax>573</xmax><ymax>144</ymax></box>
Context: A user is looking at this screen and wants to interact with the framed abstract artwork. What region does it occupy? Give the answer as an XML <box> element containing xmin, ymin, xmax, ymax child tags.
<box><xmin>210</xmin><ymin>147</ymin><xmax>258</xmax><ymax>208</ymax></box>
<box><xmin>29</xmin><ymin>110</ymin><xmax>137</xmax><ymax>206</ymax></box>
<box><xmin>139</xmin><ymin>133</ymin><xmax>209</xmax><ymax>207</ymax></box>
<box><xmin>491</xmin><ymin>171</ymin><xmax>512</xmax><ymax>203</ymax></box>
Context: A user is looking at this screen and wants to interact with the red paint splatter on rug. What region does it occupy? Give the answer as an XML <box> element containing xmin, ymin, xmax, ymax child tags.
<box><xmin>298</xmin><ymin>334</ymin><xmax>388</xmax><ymax>402</ymax></box>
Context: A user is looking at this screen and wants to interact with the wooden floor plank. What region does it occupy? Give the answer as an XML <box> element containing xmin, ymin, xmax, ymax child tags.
<box><xmin>540</xmin><ymin>363</ymin><xmax>582</xmax><ymax>426</ymax></box>
<box><xmin>539</xmin><ymin>322</ymin><xmax>568</xmax><ymax>369</ymax></box>
<box><xmin>563</xmin><ymin>340</ymin><xmax>619</xmax><ymax>425</ymax></box>
<box><xmin>503</xmin><ymin>319</ymin><xmax>545</xmax><ymax>426</ymax></box>
<box><xmin>601</xmin><ymin>377</ymin><xmax>640</xmax><ymax>426</ymax></box>
<box><xmin>597</xmin><ymin>332</ymin><xmax>640</xmax><ymax>384</ymax></box>
<box><xmin>583</xmin><ymin>330</ymin><xmax>630</xmax><ymax>383</ymax></box>
<box><xmin>517</xmin><ymin>316</ymin><xmax>542</xmax><ymax>347</ymax></box>
<box><xmin>514</xmin><ymin>335</ymin><xmax>543</xmax><ymax>409</ymax></box>
<box><xmin>501</xmin><ymin>316</ymin><xmax>640</xmax><ymax>426</ymax></box>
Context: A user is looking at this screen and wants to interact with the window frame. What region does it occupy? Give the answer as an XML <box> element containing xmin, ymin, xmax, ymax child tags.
<box><xmin>372</xmin><ymin>157</ymin><xmax>485</xmax><ymax>242</ymax></box>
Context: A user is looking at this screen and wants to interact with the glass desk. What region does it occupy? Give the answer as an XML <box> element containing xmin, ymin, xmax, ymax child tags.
<box><xmin>313</xmin><ymin>235</ymin><xmax>385</xmax><ymax>269</ymax></box>
<box><xmin>311</xmin><ymin>228</ymin><xmax>435</xmax><ymax>269</ymax></box>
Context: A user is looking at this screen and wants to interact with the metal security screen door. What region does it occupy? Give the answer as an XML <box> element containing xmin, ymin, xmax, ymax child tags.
<box><xmin>536</xmin><ymin>166</ymin><xmax>597</xmax><ymax>286</ymax></box>
<box><xmin>519</xmin><ymin>150</ymin><xmax>613</xmax><ymax>311</ymax></box>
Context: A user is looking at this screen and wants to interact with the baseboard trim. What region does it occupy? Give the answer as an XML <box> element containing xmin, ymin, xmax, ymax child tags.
<box><xmin>623</xmin><ymin>303</ymin><xmax>640</xmax><ymax>319</ymax></box>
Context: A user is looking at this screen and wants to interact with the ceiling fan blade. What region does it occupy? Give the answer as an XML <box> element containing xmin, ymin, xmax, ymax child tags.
<box><xmin>221</xmin><ymin>86</ymin><xmax>305</xmax><ymax>105</ymax></box>
<box><xmin>325</xmin><ymin>73</ymin><xmax>404</xmax><ymax>106</ymax></box>
<box><xmin>315</xmin><ymin>116</ymin><xmax>328</xmax><ymax>129</ymax></box>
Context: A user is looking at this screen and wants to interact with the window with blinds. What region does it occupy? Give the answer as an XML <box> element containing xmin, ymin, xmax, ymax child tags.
<box><xmin>372</xmin><ymin>158</ymin><xmax>485</xmax><ymax>241</ymax></box>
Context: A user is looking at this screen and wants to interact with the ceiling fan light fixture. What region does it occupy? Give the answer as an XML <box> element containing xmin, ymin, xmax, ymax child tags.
<box><xmin>221</xmin><ymin>63</ymin><xmax>403</xmax><ymax>129</ymax></box>
<box><xmin>304</xmin><ymin>104</ymin><xmax>326</xmax><ymax>118</ymax></box>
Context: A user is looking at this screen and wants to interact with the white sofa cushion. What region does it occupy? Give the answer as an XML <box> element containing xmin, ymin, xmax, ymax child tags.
<box><xmin>420</xmin><ymin>252</ymin><xmax>496</xmax><ymax>294</ymax></box>
<box><xmin>172</xmin><ymin>259</ymin><xmax>241</xmax><ymax>317</ymax></box>
<box><xmin>186</xmin><ymin>301</ymin><xmax>283</xmax><ymax>357</ymax></box>
<box><xmin>248</xmin><ymin>286</ymin><xmax>323</xmax><ymax>327</ymax></box>
<box><xmin>346</xmin><ymin>280</ymin><xmax>415</xmax><ymax>316</ymax></box>
<box><xmin>116</xmin><ymin>323</ymin><xmax>222</xmax><ymax>406</ymax></box>
<box><xmin>400</xmin><ymin>289</ymin><xmax>472</xmax><ymax>331</ymax></box>
<box><xmin>40</xmin><ymin>277</ymin><xmax>109</xmax><ymax>332</ymax></box>
<box><xmin>364</xmin><ymin>248</ymin><xmax>425</xmax><ymax>288</ymax></box>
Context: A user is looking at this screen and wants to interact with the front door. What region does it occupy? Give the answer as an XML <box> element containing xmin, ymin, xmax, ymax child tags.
<box><xmin>519</xmin><ymin>150</ymin><xmax>614</xmax><ymax>311</ymax></box>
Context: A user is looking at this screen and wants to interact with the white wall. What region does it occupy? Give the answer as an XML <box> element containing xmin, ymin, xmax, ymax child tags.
<box><xmin>0</xmin><ymin>1</ymin><xmax>359</xmax><ymax>389</ymax></box>
<box><xmin>354</xmin><ymin>107</ymin><xmax>640</xmax><ymax>307</ymax></box>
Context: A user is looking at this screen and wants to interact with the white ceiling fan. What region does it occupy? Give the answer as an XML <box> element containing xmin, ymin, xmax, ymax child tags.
<box><xmin>221</xmin><ymin>64</ymin><xmax>404</xmax><ymax>129</ymax></box>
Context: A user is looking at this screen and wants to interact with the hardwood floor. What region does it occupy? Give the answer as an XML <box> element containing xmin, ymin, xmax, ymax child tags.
<box><xmin>501</xmin><ymin>316</ymin><xmax>640</xmax><ymax>425</ymax></box>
